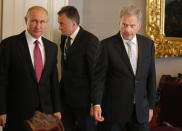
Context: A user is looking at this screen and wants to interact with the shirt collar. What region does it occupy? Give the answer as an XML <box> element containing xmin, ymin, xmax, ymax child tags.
<box><xmin>25</xmin><ymin>30</ymin><xmax>43</xmax><ymax>46</ymax></box>
<box><xmin>70</xmin><ymin>26</ymin><xmax>80</xmax><ymax>41</ymax></box>
<box><xmin>120</xmin><ymin>33</ymin><xmax>137</xmax><ymax>45</ymax></box>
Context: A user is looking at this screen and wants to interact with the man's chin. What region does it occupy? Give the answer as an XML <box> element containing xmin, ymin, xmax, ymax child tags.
<box><xmin>61</xmin><ymin>32</ymin><xmax>69</xmax><ymax>36</ymax></box>
<box><xmin>125</xmin><ymin>34</ymin><xmax>135</xmax><ymax>40</ymax></box>
<box><xmin>32</xmin><ymin>34</ymin><xmax>42</xmax><ymax>39</ymax></box>
<box><xmin>124</xmin><ymin>37</ymin><xmax>133</xmax><ymax>40</ymax></box>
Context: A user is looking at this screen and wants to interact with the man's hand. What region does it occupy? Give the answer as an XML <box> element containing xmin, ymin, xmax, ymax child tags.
<box><xmin>93</xmin><ymin>106</ymin><xmax>104</xmax><ymax>122</ymax></box>
<box><xmin>148</xmin><ymin>109</ymin><xmax>153</xmax><ymax>122</ymax></box>
<box><xmin>54</xmin><ymin>112</ymin><xmax>61</xmax><ymax>120</ymax></box>
<box><xmin>0</xmin><ymin>114</ymin><xmax>7</xmax><ymax>127</ymax></box>
<box><xmin>90</xmin><ymin>105</ymin><xmax>94</xmax><ymax>117</ymax></box>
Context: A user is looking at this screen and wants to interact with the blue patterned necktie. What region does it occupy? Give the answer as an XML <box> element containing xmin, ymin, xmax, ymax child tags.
<box><xmin>127</xmin><ymin>41</ymin><xmax>137</xmax><ymax>75</ymax></box>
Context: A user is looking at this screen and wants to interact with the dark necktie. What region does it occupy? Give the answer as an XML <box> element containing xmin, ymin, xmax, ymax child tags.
<box><xmin>34</xmin><ymin>40</ymin><xmax>43</xmax><ymax>83</ymax></box>
<box><xmin>65</xmin><ymin>36</ymin><xmax>71</xmax><ymax>54</ymax></box>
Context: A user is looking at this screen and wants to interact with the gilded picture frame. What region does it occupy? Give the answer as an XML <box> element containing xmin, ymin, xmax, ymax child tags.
<box><xmin>146</xmin><ymin>0</ymin><xmax>182</xmax><ymax>58</ymax></box>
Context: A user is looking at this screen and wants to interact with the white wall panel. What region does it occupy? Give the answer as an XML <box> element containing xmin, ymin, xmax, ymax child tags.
<box><xmin>14</xmin><ymin>0</ymin><xmax>26</xmax><ymax>34</ymax></box>
<box><xmin>2</xmin><ymin>0</ymin><xmax>14</xmax><ymax>39</ymax></box>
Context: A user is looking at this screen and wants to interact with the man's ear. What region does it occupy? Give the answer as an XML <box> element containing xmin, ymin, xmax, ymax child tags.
<box><xmin>119</xmin><ymin>19</ymin><xmax>122</xmax><ymax>28</ymax></box>
<box><xmin>138</xmin><ymin>22</ymin><xmax>142</xmax><ymax>30</ymax></box>
<box><xmin>72</xmin><ymin>20</ymin><xmax>77</xmax><ymax>27</ymax></box>
<box><xmin>25</xmin><ymin>17</ymin><xmax>28</xmax><ymax>25</ymax></box>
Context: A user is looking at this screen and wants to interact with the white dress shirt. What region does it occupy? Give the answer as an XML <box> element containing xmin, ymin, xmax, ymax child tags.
<box><xmin>69</xmin><ymin>26</ymin><xmax>80</xmax><ymax>45</ymax></box>
<box><xmin>64</xmin><ymin>26</ymin><xmax>80</xmax><ymax>57</ymax></box>
<box><xmin>121</xmin><ymin>34</ymin><xmax>138</xmax><ymax>69</ymax></box>
<box><xmin>25</xmin><ymin>30</ymin><xmax>45</xmax><ymax>68</ymax></box>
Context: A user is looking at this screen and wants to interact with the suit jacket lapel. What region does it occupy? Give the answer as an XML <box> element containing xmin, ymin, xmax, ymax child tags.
<box><xmin>71</xmin><ymin>27</ymin><xmax>83</xmax><ymax>48</ymax></box>
<box><xmin>65</xmin><ymin>27</ymin><xmax>84</xmax><ymax>57</ymax></box>
<box><xmin>136</xmin><ymin>35</ymin><xmax>144</xmax><ymax>76</ymax></box>
<box><xmin>17</xmin><ymin>31</ymin><xmax>37</xmax><ymax>82</ymax></box>
<box><xmin>114</xmin><ymin>32</ymin><xmax>134</xmax><ymax>75</ymax></box>
<box><xmin>60</xmin><ymin>35</ymin><xmax>66</xmax><ymax>53</ymax></box>
<box><xmin>60</xmin><ymin>27</ymin><xmax>84</xmax><ymax>58</ymax></box>
<box><xmin>39</xmin><ymin>37</ymin><xmax>50</xmax><ymax>83</ymax></box>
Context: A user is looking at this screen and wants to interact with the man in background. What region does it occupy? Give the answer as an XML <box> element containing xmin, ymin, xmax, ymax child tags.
<box><xmin>0</xmin><ymin>6</ymin><xmax>61</xmax><ymax>130</ymax></box>
<box><xmin>58</xmin><ymin>5</ymin><xmax>100</xmax><ymax>131</ymax></box>
<box><xmin>92</xmin><ymin>5</ymin><xmax>156</xmax><ymax>131</ymax></box>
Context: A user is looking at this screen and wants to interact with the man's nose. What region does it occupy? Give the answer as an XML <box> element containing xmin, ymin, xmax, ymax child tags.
<box><xmin>59</xmin><ymin>25</ymin><xmax>62</xmax><ymax>31</ymax></box>
<box><xmin>35</xmin><ymin>22</ymin><xmax>41</xmax><ymax>28</ymax></box>
<box><xmin>125</xmin><ymin>25</ymin><xmax>132</xmax><ymax>31</ymax></box>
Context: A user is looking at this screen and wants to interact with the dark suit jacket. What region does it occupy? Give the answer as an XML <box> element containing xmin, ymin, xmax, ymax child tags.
<box><xmin>0</xmin><ymin>31</ymin><xmax>61</xmax><ymax>128</ymax></box>
<box><xmin>60</xmin><ymin>27</ymin><xmax>100</xmax><ymax>109</ymax></box>
<box><xmin>0</xmin><ymin>44</ymin><xmax>3</xmax><ymax>84</ymax></box>
<box><xmin>92</xmin><ymin>32</ymin><xmax>156</xmax><ymax>125</ymax></box>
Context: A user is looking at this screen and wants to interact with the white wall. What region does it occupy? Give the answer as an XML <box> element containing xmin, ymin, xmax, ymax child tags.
<box><xmin>68</xmin><ymin>0</ymin><xmax>83</xmax><ymax>25</ymax></box>
<box><xmin>70</xmin><ymin>0</ymin><xmax>146</xmax><ymax>40</ymax></box>
<box><xmin>69</xmin><ymin>0</ymin><xmax>182</xmax><ymax>87</ymax></box>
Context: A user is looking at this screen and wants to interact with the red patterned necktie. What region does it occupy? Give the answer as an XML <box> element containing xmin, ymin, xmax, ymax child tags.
<box><xmin>34</xmin><ymin>40</ymin><xmax>43</xmax><ymax>83</ymax></box>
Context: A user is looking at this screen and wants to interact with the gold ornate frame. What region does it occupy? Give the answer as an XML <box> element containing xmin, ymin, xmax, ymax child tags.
<box><xmin>146</xmin><ymin>0</ymin><xmax>182</xmax><ymax>58</ymax></box>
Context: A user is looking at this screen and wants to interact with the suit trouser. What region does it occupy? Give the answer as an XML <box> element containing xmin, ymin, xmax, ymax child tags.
<box><xmin>97</xmin><ymin>106</ymin><xmax>149</xmax><ymax>131</ymax></box>
<box><xmin>62</xmin><ymin>103</ymin><xmax>96</xmax><ymax>131</ymax></box>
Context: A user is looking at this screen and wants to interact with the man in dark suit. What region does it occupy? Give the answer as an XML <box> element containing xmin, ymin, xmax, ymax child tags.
<box><xmin>92</xmin><ymin>5</ymin><xmax>156</xmax><ymax>131</ymax></box>
<box><xmin>0</xmin><ymin>6</ymin><xmax>61</xmax><ymax>130</ymax></box>
<box><xmin>57</xmin><ymin>6</ymin><xmax>100</xmax><ymax>131</ymax></box>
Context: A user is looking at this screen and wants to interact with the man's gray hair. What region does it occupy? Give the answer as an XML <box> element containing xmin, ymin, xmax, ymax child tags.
<box><xmin>120</xmin><ymin>5</ymin><xmax>142</xmax><ymax>22</ymax></box>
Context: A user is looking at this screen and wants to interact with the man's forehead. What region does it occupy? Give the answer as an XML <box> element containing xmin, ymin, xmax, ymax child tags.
<box><xmin>29</xmin><ymin>9</ymin><xmax>47</xmax><ymax>16</ymax></box>
<box><xmin>121</xmin><ymin>16</ymin><xmax>139</xmax><ymax>23</ymax></box>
